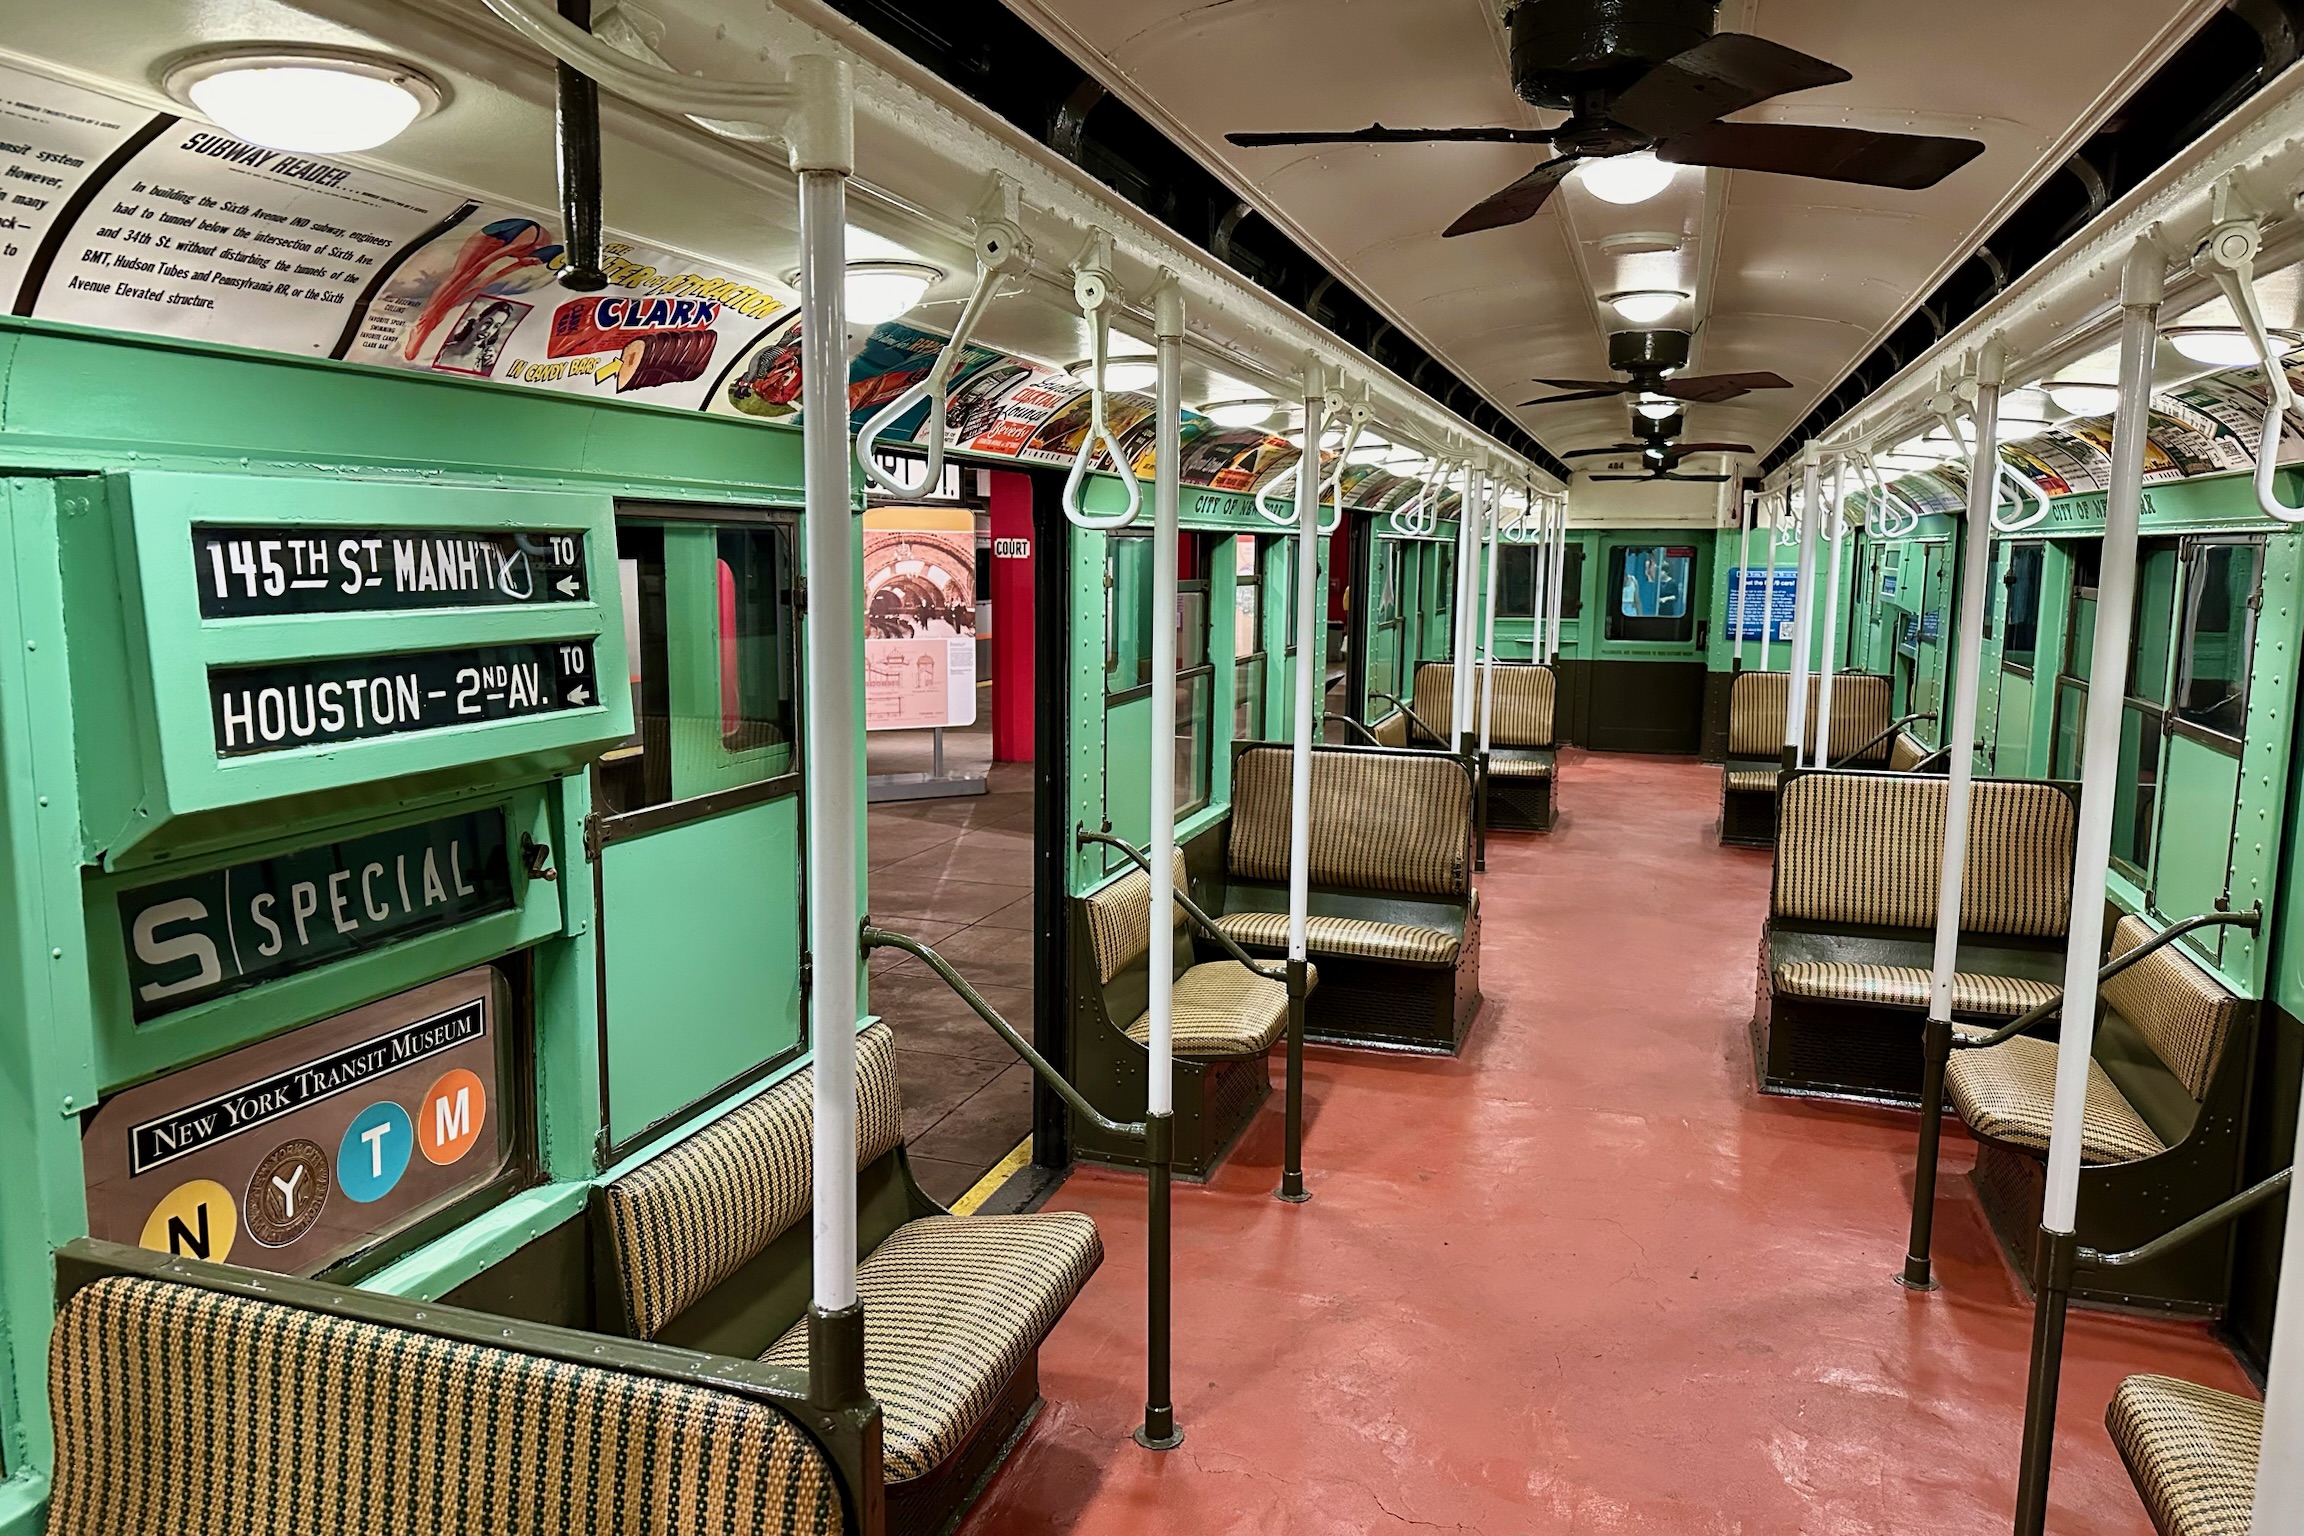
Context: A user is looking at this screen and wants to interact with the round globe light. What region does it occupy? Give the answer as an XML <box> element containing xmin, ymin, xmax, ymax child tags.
<box><xmin>845</xmin><ymin>262</ymin><xmax>941</xmax><ymax>326</ymax></box>
<box><xmin>1634</xmin><ymin>396</ymin><xmax>1679</xmax><ymax>421</ymax></box>
<box><xmin>1607</xmin><ymin>289</ymin><xmax>1687</xmax><ymax>325</ymax></box>
<box><xmin>2164</xmin><ymin>326</ymin><xmax>2291</xmax><ymax>368</ymax></box>
<box><xmin>2043</xmin><ymin>381</ymin><xmax>2121</xmax><ymax>416</ymax></box>
<box><xmin>1202</xmin><ymin>398</ymin><xmax>1279</xmax><ymax>429</ymax></box>
<box><xmin>166</xmin><ymin>49</ymin><xmax>444</xmax><ymax>154</ymax></box>
<box><xmin>1576</xmin><ymin>152</ymin><xmax>1676</xmax><ymax>206</ymax></box>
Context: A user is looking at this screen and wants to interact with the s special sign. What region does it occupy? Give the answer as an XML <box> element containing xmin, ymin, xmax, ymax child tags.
<box><xmin>83</xmin><ymin>967</ymin><xmax>511</xmax><ymax>1277</ymax></box>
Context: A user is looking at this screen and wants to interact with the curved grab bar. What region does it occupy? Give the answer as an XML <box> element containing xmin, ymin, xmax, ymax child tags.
<box><xmin>1075</xmin><ymin>828</ymin><xmax>1290</xmax><ymax>984</ymax></box>
<box><xmin>1388</xmin><ymin>460</ymin><xmax>1440</xmax><ymax>536</ymax></box>
<box><xmin>1369</xmin><ymin>690</ymin><xmax>1444</xmax><ymax>745</ymax></box>
<box><xmin>1993</xmin><ymin>459</ymin><xmax>2051</xmax><ymax>533</ymax></box>
<box><xmin>1059</xmin><ymin>237</ymin><xmax>1143</xmax><ymax>531</ymax></box>
<box><xmin>1855</xmin><ymin>453</ymin><xmax>1920</xmax><ymax>538</ymax></box>
<box><xmin>855</xmin><ymin>217</ymin><xmax>1022</xmax><ymax>498</ymax></box>
<box><xmin>2204</xmin><ymin>214</ymin><xmax>2304</xmax><ymax>523</ymax></box>
<box><xmin>1954</xmin><ymin>906</ymin><xmax>2261</xmax><ymax>1053</ymax></box>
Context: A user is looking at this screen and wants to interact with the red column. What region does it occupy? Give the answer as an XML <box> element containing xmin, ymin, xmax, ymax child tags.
<box><xmin>988</xmin><ymin>469</ymin><xmax>1035</xmax><ymax>762</ymax></box>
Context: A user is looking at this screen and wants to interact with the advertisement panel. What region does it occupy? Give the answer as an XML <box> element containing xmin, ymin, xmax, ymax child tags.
<box><xmin>862</xmin><ymin>506</ymin><xmax>977</xmax><ymax>729</ymax></box>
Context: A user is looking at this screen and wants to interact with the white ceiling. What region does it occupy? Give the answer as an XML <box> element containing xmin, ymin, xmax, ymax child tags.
<box><xmin>1001</xmin><ymin>0</ymin><xmax>2225</xmax><ymax>491</ymax></box>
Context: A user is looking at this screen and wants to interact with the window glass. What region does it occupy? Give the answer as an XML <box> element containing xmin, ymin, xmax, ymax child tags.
<box><xmin>1559</xmin><ymin>544</ymin><xmax>1585</xmax><ymax>621</ymax></box>
<box><xmin>2111</xmin><ymin>704</ymin><xmax>2162</xmax><ymax>877</ymax></box>
<box><xmin>1605</xmin><ymin>544</ymin><xmax>1697</xmax><ymax>642</ymax></box>
<box><xmin>1498</xmin><ymin>544</ymin><xmax>1539</xmax><ymax>618</ymax></box>
<box><xmin>2002</xmin><ymin>543</ymin><xmax>2043</xmax><ymax>671</ymax></box>
<box><xmin>2175</xmin><ymin>538</ymin><xmax>2264</xmax><ymax>744</ymax></box>
<box><xmin>1234</xmin><ymin>659</ymin><xmax>1264</xmax><ymax>740</ymax></box>
<box><xmin>603</xmin><ymin>526</ymin><xmax>671</xmax><ymax>814</ymax></box>
<box><xmin>1176</xmin><ymin>581</ymin><xmax>1209</xmax><ymax>671</ymax></box>
<box><xmin>2128</xmin><ymin>544</ymin><xmax>2179</xmax><ymax>706</ymax></box>
<box><xmin>717</xmin><ymin>527</ymin><xmax>796</xmax><ymax>756</ymax></box>
<box><xmin>1176</xmin><ymin>672</ymin><xmax>1212</xmax><ymax>815</ymax></box>
<box><xmin>1233</xmin><ymin>534</ymin><xmax>1262</xmax><ymax>660</ymax></box>
<box><xmin>1105</xmin><ymin>533</ymin><xmax>1153</xmax><ymax>694</ymax></box>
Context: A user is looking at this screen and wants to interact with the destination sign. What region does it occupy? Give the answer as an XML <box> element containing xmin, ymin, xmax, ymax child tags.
<box><xmin>209</xmin><ymin>639</ymin><xmax>595</xmax><ymax>756</ymax></box>
<box><xmin>193</xmin><ymin>525</ymin><xmax>589</xmax><ymax>618</ymax></box>
<box><xmin>119</xmin><ymin>808</ymin><xmax>512</xmax><ymax>1020</ymax></box>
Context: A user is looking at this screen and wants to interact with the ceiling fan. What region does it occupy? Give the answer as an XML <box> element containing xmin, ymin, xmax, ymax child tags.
<box><xmin>1225</xmin><ymin>0</ymin><xmax>1987</xmax><ymax>238</ymax></box>
<box><xmin>1577</xmin><ymin>437</ymin><xmax>1746</xmax><ymax>482</ymax></box>
<box><xmin>1521</xmin><ymin>330</ymin><xmax>1792</xmax><ymax>408</ymax></box>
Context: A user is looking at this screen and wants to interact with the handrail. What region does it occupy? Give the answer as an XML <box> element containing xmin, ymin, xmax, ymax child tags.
<box><xmin>1369</xmin><ymin>691</ymin><xmax>1443</xmax><ymax>745</ymax></box>
<box><xmin>1257</xmin><ymin>395</ymin><xmax>1362</xmax><ymax>535</ymax></box>
<box><xmin>1075</xmin><ymin>829</ymin><xmax>1290</xmax><ymax>984</ymax></box>
<box><xmin>2203</xmin><ymin>198</ymin><xmax>2304</xmax><ymax>524</ymax></box>
<box><xmin>1994</xmin><ymin>459</ymin><xmax>2052</xmax><ymax>533</ymax></box>
<box><xmin>1059</xmin><ymin>232</ymin><xmax>1143</xmax><ymax>531</ymax></box>
<box><xmin>1843</xmin><ymin>711</ymin><xmax>1936</xmax><ymax>766</ymax></box>
<box><xmin>1324</xmin><ymin>712</ymin><xmax>1383</xmax><ymax>746</ymax></box>
<box><xmin>862</xmin><ymin>924</ymin><xmax>1145</xmax><ymax>1139</ymax></box>
<box><xmin>2079</xmin><ymin>1167</ymin><xmax>2292</xmax><ymax>1271</ymax></box>
<box><xmin>855</xmin><ymin>193</ymin><xmax>1023</xmax><ymax>497</ymax></box>
<box><xmin>1954</xmin><ymin>906</ymin><xmax>2263</xmax><ymax>1053</ymax></box>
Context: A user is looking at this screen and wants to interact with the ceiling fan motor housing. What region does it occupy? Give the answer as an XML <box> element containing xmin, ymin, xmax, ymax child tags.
<box><xmin>1507</xmin><ymin>0</ymin><xmax>1719</xmax><ymax>109</ymax></box>
<box><xmin>1608</xmin><ymin>328</ymin><xmax>1692</xmax><ymax>377</ymax></box>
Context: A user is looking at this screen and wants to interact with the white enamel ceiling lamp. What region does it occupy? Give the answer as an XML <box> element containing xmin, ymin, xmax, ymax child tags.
<box><xmin>1202</xmin><ymin>397</ymin><xmax>1280</xmax><ymax>429</ymax></box>
<box><xmin>1576</xmin><ymin>151</ymin><xmax>1675</xmax><ymax>205</ymax></box>
<box><xmin>1606</xmin><ymin>290</ymin><xmax>1688</xmax><ymax>326</ymax></box>
<box><xmin>846</xmin><ymin>261</ymin><xmax>944</xmax><ymax>326</ymax></box>
<box><xmin>2042</xmin><ymin>381</ymin><xmax>2121</xmax><ymax>416</ymax></box>
<box><xmin>2165</xmin><ymin>325</ymin><xmax>2302</xmax><ymax>367</ymax></box>
<box><xmin>161</xmin><ymin>45</ymin><xmax>447</xmax><ymax>154</ymax></box>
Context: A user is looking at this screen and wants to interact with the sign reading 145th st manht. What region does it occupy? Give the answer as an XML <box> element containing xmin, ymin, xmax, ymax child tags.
<box><xmin>193</xmin><ymin>525</ymin><xmax>589</xmax><ymax>618</ymax></box>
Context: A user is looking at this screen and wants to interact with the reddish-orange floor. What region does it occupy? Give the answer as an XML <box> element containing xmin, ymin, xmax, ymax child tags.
<box><xmin>970</xmin><ymin>752</ymin><xmax>2260</xmax><ymax>1534</ymax></box>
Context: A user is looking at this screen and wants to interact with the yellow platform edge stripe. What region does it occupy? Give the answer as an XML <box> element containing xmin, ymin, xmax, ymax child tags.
<box><xmin>949</xmin><ymin>1135</ymin><xmax>1034</xmax><ymax>1216</ymax></box>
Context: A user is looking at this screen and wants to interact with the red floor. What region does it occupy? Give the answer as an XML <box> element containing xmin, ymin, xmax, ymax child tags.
<box><xmin>969</xmin><ymin>753</ymin><xmax>2260</xmax><ymax>1534</ymax></box>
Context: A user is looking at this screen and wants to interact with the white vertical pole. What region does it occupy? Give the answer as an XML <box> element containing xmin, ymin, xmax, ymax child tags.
<box><xmin>1531</xmin><ymin>492</ymin><xmax>1552</xmax><ymax>662</ymax></box>
<box><xmin>1478</xmin><ymin>476</ymin><xmax>1501</xmax><ymax>753</ymax></box>
<box><xmin>2250</xmin><ymin>1087</ymin><xmax>2304</xmax><ymax>1533</ymax></box>
<box><xmin>1761</xmin><ymin>491</ymin><xmax>1781</xmax><ymax>672</ymax></box>
<box><xmin>1548</xmin><ymin>493</ymin><xmax>1567</xmax><ymax>664</ymax></box>
<box><xmin>1925</xmin><ymin>340</ymin><xmax>2004</xmax><ymax>1030</ymax></box>
<box><xmin>1146</xmin><ymin>275</ymin><xmax>1182</xmax><ymax>1119</ymax></box>
<box><xmin>1813</xmin><ymin>457</ymin><xmax>1850</xmax><ymax>767</ymax></box>
<box><xmin>1783</xmin><ymin>449</ymin><xmax>1823</xmax><ymax>769</ymax></box>
<box><xmin>1452</xmin><ymin>458</ymin><xmax>1485</xmax><ymax>744</ymax></box>
<box><xmin>1732</xmin><ymin>481</ymin><xmax>1752</xmax><ymax>671</ymax></box>
<box><xmin>1288</xmin><ymin>370</ymin><xmax>1326</xmax><ymax>968</ymax></box>
<box><xmin>793</xmin><ymin>59</ymin><xmax>861</xmax><ymax>1340</ymax></box>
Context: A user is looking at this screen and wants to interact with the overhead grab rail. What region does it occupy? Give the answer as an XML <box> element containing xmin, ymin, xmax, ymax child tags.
<box><xmin>856</xmin><ymin>179</ymin><xmax>1028</xmax><ymax>497</ymax></box>
<box><xmin>1076</xmin><ymin>828</ymin><xmax>1290</xmax><ymax>983</ymax></box>
<box><xmin>2202</xmin><ymin>184</ymin><xmax>2304</xmax><ymax>523</ymax></box>
<box><xmin>1060</xmin><ymin>231</ymin><xmax>1143</xmax><ymax>530</ymax></box>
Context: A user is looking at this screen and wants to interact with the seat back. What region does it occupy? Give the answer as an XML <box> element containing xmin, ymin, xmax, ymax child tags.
<box><xmin>1728</xmin><ymin>671</ymin><xmax>1893</xmax><ymax>764</ymax></box>
<box><xmin>46</xmin><ymin>1269</ymin><xmax>845</xmax><ymax>1536</ymax></box>
<box><xmin>1773</xmin><ymin>772</ymin><xmax>2075</xmax><ymax>938</ymax></box>
<box><xmin>1229</xmin><ymin>745</ymin><xmax>1472</xmax><ymax>898</ymax></box>
<box><xmin>1407</xmin><ymin>661</ymin><xmax>1555</xmax><ymax>747</ymax></box>
<box><xmin>1889</xmin><ymin>732</ymin><xmax>1934</xmax><ymax>773</ymax></box>
<box><xmin>1082</xmin><ymin>851</ymin><xmax>1191</xmax><ymax>985</ymax></box>
<box><xmin>1372</xmin><ymin>711</ymin><xmax>1410</xmax><ymax>748</ymax></box>
<box><xmin>602</xmin><ymin>1022</ymin><xmax>904</xmax><ymax>1341</ymax></box>
<box><xmin>2102</xmin><ymin>914</ymin><xmax>2241</xmax><ymax>1102</ymax></box>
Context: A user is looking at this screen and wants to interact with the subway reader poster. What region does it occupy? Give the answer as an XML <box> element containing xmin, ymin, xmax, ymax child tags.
<box><xmin>862</xmin><ymin>507</ymin><xmax>977</xmax><ymax>730</ymax></box>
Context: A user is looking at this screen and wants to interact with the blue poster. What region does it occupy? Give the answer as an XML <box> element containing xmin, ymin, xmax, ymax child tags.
<box><xmin>1726</xmin><ymin>567</ymin><xmax>1800</xmax><ymax>642</ymax></box>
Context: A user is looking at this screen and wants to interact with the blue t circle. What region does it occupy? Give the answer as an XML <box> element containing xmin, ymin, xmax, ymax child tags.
<box><xmin>338</xmin><ymin>1101</ymin><xmax>414</xmax><ymax>1204</ymax></box>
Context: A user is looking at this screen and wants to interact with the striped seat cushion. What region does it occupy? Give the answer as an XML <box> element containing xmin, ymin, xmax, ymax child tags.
<box><xmin>1230</xmin><ymin>746</ymin><xmax>1472</xmax><ymax>897</ymax></box>
<box><xmin>1486</xmin><ymin>754</ymin><xmax>1553</xmax><ymax>779</ymax></box>
<box><xmin>1727</xmin><ymin>671</ymin><xmax>1892</xmax><ymax>762</ymax></box>
<box><xmin>1082</xmin><ymin>852</ymin><xmax>1189</xmax><ymax>984</ymax></box>
<box><xmin>1775</xmin><ymin>774</ymin><xmax>2075</xmax><ymax>937</ymax></box>
<box><xmin>1945</xmin><ymin>1033</ymin><xmax>2166</xmax><ymax>1165</ymax></box>
<box><xmin>761</xmin><ymin>1214</ymin><xmax>1102</xmax><ymax>1485</ymax></box>
<box><xmin>1725</xmin><ymin>767</ymin><xmax>1780</xmax><ymax>795</ymax></box>
<box><xmin>1410</xmin><ymin>662</ymin><xmax>1556</xmax><ymax>746</ymax></box>
<box><xmin>1772</xmin><ymin>962</ymin><xmax>2060</xmax><ymax>1017</ymax></box>
<box><xmin>604</xmin><ymin>1022</ymin><xmax>905</xmax><ymax>1340</ymax></box>
<box><xmin>2104</xmin><ymin>914</ymin><xmax>2239</xmax><ymax>1099</ymax></box>
<box><xmin>1124</xmin><ymin>960</ymin><xmax>1301</xmax><ymax>1056</ymax></box>
<box><xmin>1215</xmin><ymin>909</ymin><xmax>1460</xmax><ymax>965</ymax></box>
<box><xmin>48</xmin><ymin>1275</ymin><xmax>843</xmax><ymax>1536</ymax></box>
<box><xmin>2107</xmin><ymin>1374</ymin><xmax>2262</xmax><ymax>1536</ymax></box>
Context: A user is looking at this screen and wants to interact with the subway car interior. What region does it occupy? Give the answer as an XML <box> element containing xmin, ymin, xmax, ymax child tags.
<box><xmin>10</xmin><ymin>1</ymin><xmax>2304</xmax><ymax>1532</ymax></box>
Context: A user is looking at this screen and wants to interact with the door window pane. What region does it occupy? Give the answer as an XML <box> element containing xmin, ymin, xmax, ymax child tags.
<box><xmin>1499</xmin><ymin>545</ymin><xmax>1538</xmax><ymax>618</ymax></box>
<box><xmin>1558</xmin><ymin>543</ymin><xmax>1585</xmax><ymax>621</ymax></box>
<box><xmin>2128</xmin><ymin>544</ymin><xmax>2179</xmax><ymax>706</ymax></box>
<box><xmin>1234</xmin><ymin>658</ymin><xmax>1264</xmax><ymax>740</ymax></box>
<box><xmin>718</xmin><ymin>527</ymin><xmax>796</xmax><ymax>757</ymax></box>
<box><xmin>2111</xmin><ymin>703</ymin><xmax>2162</xmax><ymax>876</ymax></box>
<box><xmin>1105</xmin><ymin>533</ymin><xmax>1153</xmax><ymax>694</ymax></box>
<box><xmin>1176</xmin><ymin>671</ymin><xmax>1212</xmax><ymax>814</ymax></box>
<box><xmin>2002</xmin><ymin>543</ymin><xmax>2043</xmax><ymax>670</ymax></box>
<box><xmin>1233</xmin><ymin>534</ymin><xmax>1261</xmax><ymax>660</ymax></box>
<box><xmin>1605</xmin><ymin>545</ymin><xmax>1697</xmax><ymax>642</ymax></box>
<box><xmin>2175</xmin><ymin>539</ymin><xmax>2264</xmax><ymax>744</ymax></box>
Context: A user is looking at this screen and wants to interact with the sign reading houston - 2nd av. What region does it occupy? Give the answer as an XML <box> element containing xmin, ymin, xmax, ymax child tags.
<box><xmin>208</xmin><ymin>639</ymin><xmax>596</xmax><ymax>755</ymax></box>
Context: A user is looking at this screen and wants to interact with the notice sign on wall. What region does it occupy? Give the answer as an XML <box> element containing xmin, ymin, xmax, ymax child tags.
<box><xmin>84</xmin><ymin>966</ymin><xmax>511</xmax><ymax>1278</ymax></box>
<box><xmin>209</xmin><ymin>639</ymin><xmax>596</xmax><ymax>756</ymax></box>
<box><xmin>119</xmin><ymin>808</ymin><xmax>513</xmax><ymax>1021</ymax></box>
<box><xmin>1726</xmin><ymin>567</ymin><xmax>1801</xmax><ymax>643</ymax></box>
<box><xmin>862</xmin><ymin>507</ymin><xmax>977</xmax><ymax>730</ymax></box>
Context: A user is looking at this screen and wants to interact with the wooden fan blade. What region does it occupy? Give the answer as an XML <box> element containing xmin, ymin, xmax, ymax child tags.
<box><xmin>1561</xmin><ymin>443</ymin><xmax>1650</xmax><ymax>458</ymax></box>
<box><xmin>1657</xmin><ymin>372</ymin><xmax>1793</xmax><ymax>405</ymax></box>
<box><xmin>1520</xmin><ymin>389</ymin><xmax>1627</xmax><ymax>407</ymax></box>
<box><xmin>1227</xmin><ymin>123</ymin><xmax>1557</xmax><ymax>147</ymax></box>
<box><xmin>1610</xmin><ymin>34</ymin><xmax>1849</xmax><ymax>142</ymax></box>
<box><xmin>1662</xmin><ymin>474</ymin><xmax>1733</xmax><ymax>483</ymax></box>
<box><xmin>1657</xmin><ymin>121</ymin><xmax>1985</xmax><ymax>191</ymax></box>
<box><xmin>1444</xmin><ymin>158</ymin><xmax>1577</xmax><ymax>237</ymax></box>
<box><xmin>1585</xmin><ymin>474</ymin><xmax>1657</xmax><ymax>482</ymax></box>
<box><xmin>1535</xmin><ymin>378</ymin><xmax>1633</xmax><ymax>392</ymax></box>
<box><xmin>1674</xmin><ymin>442</ymin><xmax>1756</xmax><ymax>454</ymax></box>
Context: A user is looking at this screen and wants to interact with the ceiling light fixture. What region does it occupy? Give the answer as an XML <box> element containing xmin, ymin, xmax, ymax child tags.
<box><xmin>1606</xmin><ymin>290</ymin><xmax>1688</xmax><ymax>326</ymax></box>
<box><xmin>2042</xmin><ymin>381</ymin><xmax>2120</xmax><ymax>416</ymax></box>
<box><xmin>1634</xmin><ymin>395</ymin><xmax>1679</xmax><ymax>421</ymax></box>
<box><xmin>1202</xmin><ymin>397</ymin><xmax>1280</xmax><ymax>429</ymax></box>
<box><xmin>2164</xmin><ymin>325</ymin><xmax>2300</xmax><ymax>368</ymax></box>
<box><xmin>161</xmin><ymin>46</ymin><xmax>446</xmax><ymax>154</ymax></box>
<box><xmin>844</xmin><ymin>261</ymin><xmax>942</xmax><ymax>326</ymax></box>
<box><xmin>1575</xmin><ymin>151</ymin><xmax>1675</xmax><ymax>206</ymax></box>
<box><xmin>1072</xmin><ymin>356</ymin><xmax>1158</xmax><ymax>393</ymax></box>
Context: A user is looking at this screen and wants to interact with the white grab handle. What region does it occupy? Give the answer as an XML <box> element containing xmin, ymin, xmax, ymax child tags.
<box><xmin>1060</xmin><ymin>239</ymin><xmax>1144</xmax><ymax>531</ymax></box>
<box><xmin>855</xmin><ymin>226</ymin><xmax>1014</xmax><ymax>498</ymax></box>
<box><xmin>2204</xmin><ymin>212</ymin><xmax>2304</xmax><ymax>523</ymax></box>
<box><xmin>1993</xmin><ymin>460</ymin><xmax>2051</xmax><ymax>533</ymax></box>
<box><xmin>1257</xmin><ymin>456</ymin><xmax>1305</xmax><ymax>527</ymax></box>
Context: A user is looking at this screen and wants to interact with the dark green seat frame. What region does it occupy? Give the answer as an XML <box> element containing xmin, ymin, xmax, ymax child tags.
<box><xmin>52</xmin><ymin>1236</ymin><xmax>883</xmax><ymax>1533</ymax></box>
<box><xmin>1210</xmin><ymin>742</ymin><xmax>1482</xmax><ymax>1055</ymax></box>
<box><xmin>1750</xmin><ymin>771</ymin><xmax>2079</xmax><ymax>1106</ymax></box>
<box><xmin>1064</xmin><ymin>829</ymin><xmax>1275</xmax><ymax>1180</ymax></box>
